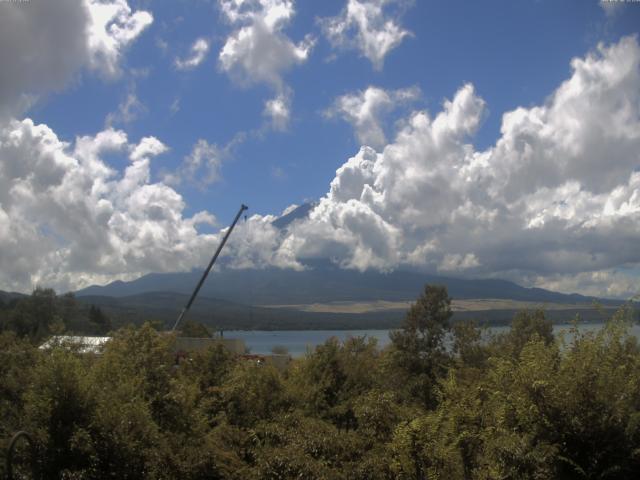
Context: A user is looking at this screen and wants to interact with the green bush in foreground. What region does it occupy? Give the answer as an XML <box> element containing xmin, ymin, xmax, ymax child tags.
<box><xmin>1</xmin><ymin>285</ymin><xmax>639</xmax><ymax>479</ymax></box>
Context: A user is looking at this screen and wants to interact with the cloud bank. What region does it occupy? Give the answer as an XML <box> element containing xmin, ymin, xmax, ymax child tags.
<box><xmin>0</xmin><ymin>10</ymin><xmax>639</xmax><ymax>299</ymax></box>
<box><xmin>227</xmin><ymin>36</ymin><xmax>640</xmax><ymax>298</ymax></box>
<box><xmin>0</xmin><ymin>0</ymin><xmax>152</xmax><ymax>117</ymax></box>
<box><xmin>0</xmin><ymin>121</ymin><xmax>217</xmax><ymax>292</ymax></box>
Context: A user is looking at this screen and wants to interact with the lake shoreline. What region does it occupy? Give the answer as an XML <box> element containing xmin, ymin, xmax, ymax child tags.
<box><xmin>224</xmin><ymin>322</ymin><xmax>640</xmax><ymax>357</ymax></box>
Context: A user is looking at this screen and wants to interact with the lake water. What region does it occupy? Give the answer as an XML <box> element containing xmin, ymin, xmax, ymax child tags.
<box><xmin>226</xmin><ymin>323</ymin><xmax>640</xmax><ymax>357</ymax></box>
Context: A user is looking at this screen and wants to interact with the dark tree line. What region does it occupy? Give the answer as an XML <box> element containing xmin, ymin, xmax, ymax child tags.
<box><xmin>0</xmin><ymin>288</ymin><xmax>112</xmax><ymax>342</ymax></box>
<box><xmin>1</xmin><ymin>285</ymin><xmax>639</xmax><ymax>479</ymax></box>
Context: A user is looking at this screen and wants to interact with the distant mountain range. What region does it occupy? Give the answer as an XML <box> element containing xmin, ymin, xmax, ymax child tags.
<box><xmin>72</xmin><ymin>201</ymin><xmax>625</xmax><ymax>330</ymax></box>
<box><xmin>76</xmin><ymin>264</ymin><xmax>610</xmax><ymax>306</ymax></box>
<box><xmin>0</xmin><ymin>290</ymin><xmax>25</xmax><ymax>304</ymax></box>
<box><xmin>3</xmin><ymin>203</ymin><xmax>629</xmax><ymax>331</ymax></box>
<box><xmin>71</xmin><ymin>260</ymin><xmax>628</xmax><ymax>329</ymax></box>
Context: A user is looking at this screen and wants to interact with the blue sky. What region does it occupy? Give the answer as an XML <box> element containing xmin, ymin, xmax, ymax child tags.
<box><xmin>1</xmin><ymin>0</ymin><xmax>640</xmax><ymax>297</ymax></box>
<box><xmin>28</xmin><ymin>0</ymin><xmax>639</xmax><ymax>220</ymax></box>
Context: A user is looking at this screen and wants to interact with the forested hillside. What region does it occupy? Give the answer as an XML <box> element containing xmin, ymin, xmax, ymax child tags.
<box><xmin>76</xmin><ymin>265</ymin><xmax>615</xmax><ymax>306</ymax></box>
<box><xmin>0</xmin><ymin>288</ymin><xmax>112</xmax><ymax>341</ymax></box>
<box><xmin>1</xmin><ymin>286</ymin><xmax>640</xmax><ymax>479</ymax></box>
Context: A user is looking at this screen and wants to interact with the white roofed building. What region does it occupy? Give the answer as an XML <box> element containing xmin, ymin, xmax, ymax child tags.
<box><xmin>39</xmin><ymin>336</ymin><xmax>111</xmax><ymax>355</ymax></box>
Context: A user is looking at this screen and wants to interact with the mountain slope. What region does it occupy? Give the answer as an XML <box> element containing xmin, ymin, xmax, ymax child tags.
<box><xmin>76</xmin><ymin>291</ymin><xmax>406</xmax><ymax>330</ymax></box>
<box><xmin>0</xmin><ymin>290</ymin><xmax>27</xmax><ymax>304</ymax></box>
<box><xmin>75</xmin><ymin>201</ymin><xmax>620</xmax><ymax>318</ymax></box>
<box><xmin>75</xmin><ymin>290</ymin><xmax>623</xmax><ymax>331</ymax></box>
<box><xmin>271</xmin><ymin>202</ymin><xmax>317</xmax><ymax>230</ymax></box>
<box><xmin>76</xmin><ymin>265</ymin><xmax>614</xmax><ymax>306</ymax></box>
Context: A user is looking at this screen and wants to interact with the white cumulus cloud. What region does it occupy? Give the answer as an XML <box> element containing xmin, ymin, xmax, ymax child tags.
<box><xmin>2</xmin><ymin>17</ymin><xmax>640</xmax><ymax>301</ymax></box>
<box><xmin>0</xmin><ymin>0</ymin><xmax>152</xmax><ymax>117</ymax></box>
<box><xmin>439</xmin><ymin>253</ymin><xmax>480</xmax><ymax>273</ymax></box>
<box><xmin>263</xmin><ymin>90</ymin><xmax>292</xmax><ymax>131</ymax></box>
<box><xmin>321</xmin><ymin>0</ymin><xmax>411</xmax><ymax>70</ymax></box>
<box><xmin>105</xmin><ymin>91</ymin><xmax>145</xmax><ymax>126</ymax></box>
<box><xmin>218</xmin><ymin>0</ymin><xmax>313</xmax><ymax>87</ymax></box>
<box><xmin>218</xmin><ymin>0</ymin><xmax>313</xmax><ymax>130</ymax></box>
<box><xmin>271</xmin><ymin>36</ymin><xmax>640</xmax><ymax>298</ymax></box>
<box><xmin>0</xmin><ymin>119</ymin><xmax>217</xmax><ymax>292</ymax></box>
<box><xmin>86</xmin><ymin>0</ymin><xmax>153</xmax><ymax>77</ymax></box>
<box><xmin>164</xmin><ymin>139</ymin><xmax>226</xmax><ymax>188</ymax></box>
<box><xmin>175</xmin><ymin>38</ymin><xmax>210</xmax><ymax>70</ymax></box>
<box><xmin>534</xmin><ymin>270</ymin><xmax>639</xmax><ymax>300</ymax></box>
<box><xmin>325</xmin><ymin>85</ymin><xmax>420</xmax><ymax>149</ymax></box>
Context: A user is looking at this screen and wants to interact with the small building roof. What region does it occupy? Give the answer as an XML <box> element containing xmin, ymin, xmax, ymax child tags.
<box><xmin>39</xmin><ymin>335</ymin><xmax>247</xmax><ymax>356</ymax></box>
<box><xmin>39</xmin><ymin>335</ymin><xmax>111</xmax><ymax>355</ymax></box>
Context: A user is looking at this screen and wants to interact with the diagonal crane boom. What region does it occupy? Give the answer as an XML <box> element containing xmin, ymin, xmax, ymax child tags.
<box><xmin>172</xmin><ymin>203</ymin><xmax>248</xmax><ymax>332</ymax></box>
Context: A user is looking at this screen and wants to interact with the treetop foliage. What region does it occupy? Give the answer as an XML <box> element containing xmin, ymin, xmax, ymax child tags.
<box><xmin>1</xmin><ymin>284</ymin><xmax>640</xmax><ymax>479</ymax></box>
<box><xmin>0</xmin><ymin>288</ymin><xmax>113</xmax><ymax>342</ymax></box>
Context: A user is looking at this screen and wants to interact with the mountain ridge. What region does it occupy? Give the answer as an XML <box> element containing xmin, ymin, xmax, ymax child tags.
<box><xmin>76</xmin><ymin>265</ymin><xmax>618</xmax><ymax>306</ymax></box>
<box><xmin>76</xmin><ymin>202</ymin><xmax>620</xmax><ymax>307</ymax></box>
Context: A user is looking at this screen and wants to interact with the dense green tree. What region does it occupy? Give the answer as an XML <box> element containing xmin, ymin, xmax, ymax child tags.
<box><xmin>0</xmin><ymin>289</ymin><xmax>103</xmax><ymax>339</ymax></box>
<box><xmin>353</xmin><ymin>389</ymin><xmax>409</xmax><ymax>442</ymax></box>
<box><xmin>389</xmin><ymin>413</ymin><xmax>467</xmax><ymax>479</ymax></box>
<box><xmin>0</xmin><ymin>332</ymin><xmax>37</xmax><ymax>479</ymax></box>
<box><xmin>0</xmin><ymin>298</ymin><xmax>7</xmax><ymax>333</ymax></box>
<box><xmin>23</xmin><ymin>347</ymin><xmax>94</xmax><ymax>477</ymax></box>
<box><xmin>179</xmin><ymin>319</ymin><xmax>212</xmax><ymax>338</ymax></box>
<box><xmin>5</xmin><ymin>288</ymin><xmax>61</xmax><ymax>341</ymax></box>
<box><xmin>291</xmin><ymin>336</ymin><xmax>380</xmax><ymax>430</ymax></box>
<box><xmin>180</xmin><ymin>342</ymin><xmax>236</xmax><ymax>395</ymax></box>
<box><xmin>1</xmin><ymin>284</ymin><xmax>640</xmax><ymax>479</ymax></box>
<box><xmin>57</xmin><ymin>292</ymin><xmax>85</xmax><ymax>333</ymax></box>
<box><xmin>387</xmin><ymin>284</ymin><xmax>453</xmax><ymax>408</ymax></box>
<box><xmin>397</xmin><ymin>318</ymin><xmax>640</xmax><ymax>479</ymax></box>
<box><xmin>215</xmin><ymin>361</ymin><xmax>289</xmax><ymax>428</ymax></box>
<box><xmin>249</xmin><ymin>413</ymin><xmax>371</xmax><ymax>479</ymax></box>
<box><xmin>452</xmin><ymin>320</ymin><xmax>489</xmax><ymax>369</ymax></box>
<box><xmin>496</xmin><ymin>309</ymin><xmax>554</xmax><ymax>357</ymax></box>
<box><xmin>93</xmin><ymin>324</ymin><xmax>178</xmax><ymax>429</ymax></box>
<box><xmin>88</xmin><ymin>305</ymin><xmax>112</xmax><ymax>335</ymax></box>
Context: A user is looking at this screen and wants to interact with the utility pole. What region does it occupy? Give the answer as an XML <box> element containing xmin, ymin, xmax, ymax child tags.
<box><xmin>172</xmin><ymin>204</ymin><xmax>248</xmax><ymax>332</ymax></box>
